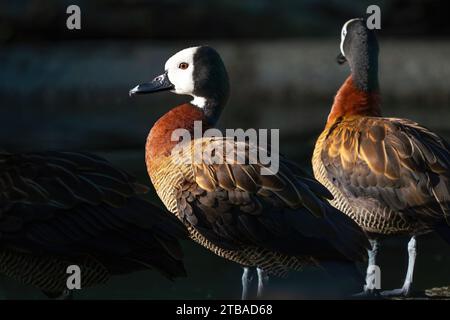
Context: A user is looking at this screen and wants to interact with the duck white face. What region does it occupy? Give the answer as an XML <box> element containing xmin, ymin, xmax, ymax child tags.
<box><xmin>130</xmin><ymin>45</ymin><xmax>229</xmax><ymax>113</ymax></box>
<box><xmin>164</xmin><ymin>47</ymin><xmax>198</xmax><ymax>96</ymax></box>
<box><xmin>129</xmin><ymin>46</ymin><xmax>205</xmax><ymax>107</ymax></box>
<box><xmin>340</xmin><ymin>18</ymin><xmax>363</xmax><ymax>57</ymax></box>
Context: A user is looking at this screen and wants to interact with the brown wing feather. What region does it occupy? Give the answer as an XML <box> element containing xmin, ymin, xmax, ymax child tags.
<box><xmin>321</xmin><ymin>117</ymin><xmax>450</xmax><ymax>223</ymax></box>
<box><xmin>0</xmin><ymin>151</ymin><xmax>187</xmax><ymax>282</ymax></box>
<box><xmin>176</xmin><ymin>137</ymin><xmax>369</xmax><ymax>262</ymax></box>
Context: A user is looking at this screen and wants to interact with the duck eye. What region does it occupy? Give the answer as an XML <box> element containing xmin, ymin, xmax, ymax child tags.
<box><xmin>178</xmin><ymin>62</ymin><xmax>189</xmax><ymax>70</ymax></box>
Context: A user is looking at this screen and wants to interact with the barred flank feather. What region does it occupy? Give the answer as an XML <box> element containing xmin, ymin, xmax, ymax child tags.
<box><xmin>313</xmin><ymin>116</ymin><xmax>450</xmax><ymax>236</ymax></box>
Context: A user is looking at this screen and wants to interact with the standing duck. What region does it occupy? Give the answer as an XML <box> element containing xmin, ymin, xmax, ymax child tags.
<box><xmin>313</xmin><ymin>18</ymin><xmax>450</xmax><ymax>297</ymax></box>
<box><xmin>0</xmin><ymin>151</ymin><xmax>187</xmax><ymax>298</ymax></box>
<box><xmin>130</xmin><ymin>46</ymin><xmax>369</xmax><ymax>299</ymax></box>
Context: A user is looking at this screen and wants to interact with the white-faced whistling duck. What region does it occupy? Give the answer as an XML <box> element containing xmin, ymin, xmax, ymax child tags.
<box><xmin>129</xmin><ymin>46</ymin><xmax>369</xmax><ymax>299</ymax></box>
<box><xmin>0</xmin><ymin>151</ymin><xmax>187</xmax><ymax>298</ymax></box>
<box><xmin>312</xmin><ymin>18</ymin><xmax>450</xmax><ymax>297</ymax></box>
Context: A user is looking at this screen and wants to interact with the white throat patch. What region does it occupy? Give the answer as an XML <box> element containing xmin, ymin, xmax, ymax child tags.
<box><xmin>191</xmin><ymin>96</ymin><xmax>207</xmax><ymax>108</ymax></box>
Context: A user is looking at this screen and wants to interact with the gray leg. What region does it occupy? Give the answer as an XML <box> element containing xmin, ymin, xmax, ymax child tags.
<box><xmin>381</xmin><ymin>236</ymin><xmax>417</xmax><ymax>297</ymax></box>
<box><xmin>403</xmin><ymin>236</ymin><xmax>417</xmax><ymax>294</ymax></box>
<box><xmin>256</xmin><ymin>268</ymin><xmax>269</xmax><ymax>299</ymax></box>
<box><xmin>364</xmin><ymin>239</ymin><xmax>380</xmax><ymax>292</ymax></box>
<box><xmin>56</xmin><ymin>290</ymin><xmax>74</xmax><ymax>300</ymax></box>
<box><xmin>241</xmin><ymin>267</ymin><xmax>255</xmax><ymax>300</ymax></box>
<box><xmin>354</xmin><ymin>239</ymin><xmax>380</xmax><ymax>297</ymax></box>
<box><xmin>44</xmin><ymin>289</ymin><xmax>74</xmax><ymax>300</ymax></box>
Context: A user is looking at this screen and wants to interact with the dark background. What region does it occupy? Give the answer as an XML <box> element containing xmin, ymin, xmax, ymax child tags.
<box><xmin>0</xmin><ymin>0</ymin><xmax>450</xmax><ymax>299</ymax></box>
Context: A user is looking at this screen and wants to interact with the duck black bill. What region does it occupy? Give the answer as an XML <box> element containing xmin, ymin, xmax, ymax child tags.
<box><xmin>336</xmin><ymin>52</ymin><xmax>347</xmax><ymax>65</ymax></box>
<box><xmin>129</xmin><ymin>72</ymin><xmax>174</xmax><ymax>96</ymax></box>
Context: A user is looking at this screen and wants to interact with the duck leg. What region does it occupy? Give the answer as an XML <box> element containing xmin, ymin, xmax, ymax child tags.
<box><xmin>365</xmin><ymin>239</ymin><xmax>380</xmax><ymax>292</ymax></box>
<box><xmin>56</xmin><ymin>290</ymin><xmax>74</xmax><ymax>300</ymax></box>
<box><xmin>381</xmin><ymin>236</ymin><xmax>416</xmax><ymax>297</ymax></box>
<box><xmin>256</xmin><ymin>267</ymin><xmax>269</xmax><ymax>299</ymax></box>
<box><xmin>354</xmin><ymin>239</ymin><xmax>380</xmax><ymax>297</ymax></box>
<box><xmin>241</xmin><ymin>267</ymin><xmax>256</xmax><ymax>300</ymax></box>
<box><xmin>43</xmin><ymin>289</ymin><xmax>74</xmax><ymax>300</ymax></box>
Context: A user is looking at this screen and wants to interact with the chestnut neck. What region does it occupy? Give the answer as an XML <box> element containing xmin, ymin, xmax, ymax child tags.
<box><xmin>327</xmin><ymin>75</ymin><xmax>381</xmax><ymax>126</ymax></box>
<box><xmin>146</xmin><ymin>103</ymin><xmax>211</xmax><ymax>160</ymax></box>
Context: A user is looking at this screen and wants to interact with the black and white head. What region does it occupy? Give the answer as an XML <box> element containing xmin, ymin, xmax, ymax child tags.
<box><xmin>336</xmin><ymin>18</ymin><xmax>379</xmax><ymax>91</ymax></box>
<box><xmin>130</xmin><ymin>46</ymin><xmax>230</xmax><ymax>124</ymax></box>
